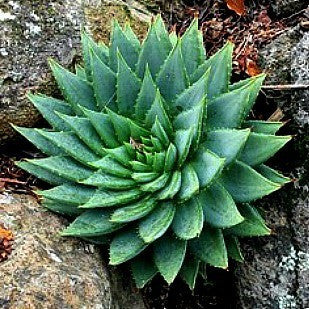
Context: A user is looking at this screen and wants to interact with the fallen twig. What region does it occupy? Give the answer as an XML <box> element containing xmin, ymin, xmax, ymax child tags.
<box><xmin>262</xmin><ymin>84</ymin><xmax>309</xmax><ymax>90</ymax></box>
<box><xmin>0</xmin><ymin>178</ymin><xmax>26</xmax><ymax>185</ymax></box>
<box><xmin>268</xmin><ymin>107</ymin><xmax>284</xmax><ymax>121</ymax></box>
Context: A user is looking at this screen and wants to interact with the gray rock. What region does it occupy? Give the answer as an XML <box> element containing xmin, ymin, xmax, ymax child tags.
<box><xmin>289</xmin><ymin>32</ymin><xmax>309</xmax><ymax>309</ymax></box>
<box><xmin>235</xmin><ymin>29</ymin><xmax>309</xmax><ymax>309</ymax></box>
<box><xmin>0</xmin><ymin>0</ymin><xmax>83</xmax><ymax>144</ymax></box>
<box><xmin>0</xmin><ymin>0</ymin><xmax>151</xmax><ymax>145</ymax></box>
<box><xmin>0</xmin><ymin>193</ymin><xmax>110</xmax><ymax>308</ymax></box>
<box><xmin>270</xmin><ymin>0</ymin><xmax>308</xmax><ymax>17</ymax></box>
<box><xmin>0</xmin><ymin>193</ymin><xmax>146</xmax><ymax>309</ymax></box>
<box><xmin>258</xmin><ymin>27</ymin><xmax>303</xmax><ymax>84</ymax></box>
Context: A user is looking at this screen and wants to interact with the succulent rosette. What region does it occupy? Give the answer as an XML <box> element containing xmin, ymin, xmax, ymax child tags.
<box><xmin>15</xmin><ymin>16</ymin><xmax>291</xmax><ymax>289</ymax></box>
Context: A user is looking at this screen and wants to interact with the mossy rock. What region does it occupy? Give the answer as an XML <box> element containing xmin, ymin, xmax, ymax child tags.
<box><xmin>85</xmin><ymin>0</ymin><xmax>151</xmax><ymax>44</ymax></box>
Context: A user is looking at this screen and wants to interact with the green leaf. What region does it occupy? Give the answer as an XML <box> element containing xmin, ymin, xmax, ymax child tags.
<box><xmin>172</xmin><ymin>69</ymin><xmax>209</xmax><ymax>113</ymax></box>
<box><xmin>49</xmin><ymin>59</ymin><xmax>96</xmax><ymax>114</ymax></box>
<box><xmin>202</xmin><ymin>129</ymin><xmax>250</xmax><ymax>165</ymax></box>
<box><xmin>164</xmin><ymin>143</ymin><xmax>177</xmax><ymax>171</ymax></box>
<box><xmin>57</xmin><ymin>113</ymin><xmax>105</xmax><ymax>156</ymax></box>
<box><xmin>181</xmin><ymin>18</ymin><xmax>205</xmax><ymax>76</ymax></box>
<box><xmin>145</xmin><ymin>152</ymin><xmax>154</xmax><ymax>166</ymax></box>
<box><xmin>42</xmin><ymin>199</ymin><xmax>83</xmax><ymax>217</ymax></box>
<box><xmin>116</xmin><ymin>52</ymin><xmax>141</xmax><ymax>116</ymax></box>
<box><xmin>131</xmin><ymin>254</ymin><xmax>158</xmax><ymax>288</ymax></box>
<box><xmin>90</xmin><ymin>50</ymin><xmax>116</xmax><ymax>110</ymax></box>
<box><xmin>109</xmin><ymin>20</ymin><xmax>139</xmax><ymax>71</ymax></box>
<box><xmin>151</xmin><ymin>118</ymin><xmax>170</xmax><ymax>147</ymax></box>
<box><xmin>75</xmin><ymin>65</ymin><xmax>87</xmax><ymax>80</ymax></box>
<box><xmin>172</xmin><ymin>197</ymin><xmax>204</xmax><ymax>240</ymax></box>
<box><xmin>157</xmin><ymin>171</ymin><xmax>181</xmax><ymax>200</ymax></box>
<box><xmin>139</xmin><ymin>201</ymin><xmax>175</xmax><ymax>243</ymax></box>
<box><xmin>157</xmin><ymin>40</ymin><xmax>189</xmax><ymax>103</ymax></box>
<box><xmin>110</xmin><ymin>230</ymin><xmax>146</xmax><ymax>265</ymax></box>
<box><xmin>140</xmin><ymin>136</ymin><xmax>153</xmax><ymax>147</ymax></box>
<box><xmin>153</xmin><ymin>15</ymin><xmax>173</xmax><ymax>53</ymax></box>
<box><xmin>151</xmin><ymin>136</ymin><xmax>164</xmax><ymax>152</ymax></box>
<box><xmin>244</xmin><ymin>120</ymin><xmax>284</xmax><ymax>135</ymax></box>
<box><xmin>125</xmin><ymin>140</ymin><xmax>140</xmax><ymax>156</ymax></box>
<box><xmin>81</xmin><ymin>31</ymin><xmax>109</xmax><ymax>80</ymax></box>
<box><xmin>104</xmin><ymin>146</ymin><xmax>132</xmax><ymax>167</ymax></box>
<box><xmin>61</xmin><ymin>209</ymin><xmax>122</xmax><ymax>237</ymax></box>
<box><xmin>81</xmin><ymin>108</ymin><xmax>119</xmax><ymax>148</ymax></box>
<box><xmin>111</xmin><ymin>197</ymin><xmax>157</xmax><ymax>223</ymax></box>
<box><xmin>191</xmin><ymin>41</ymin><xmax>233</xmax><ymax>101</ymax></box>
<box><xmin>140</xmin><ymin>173</ymin><xmax>170</xmax><ymax>192</ymax></box>
<box><xmin>219</xmin><ymin>160</ymin><xmax>280</xmax><ymax>202</ymax></box>
<box><xmin>239</xmin><ymin>133</ymin><xmax>292</xmax><ymax>166</ymax></box>
<box><xmin>179</xmin><ymin>257</ymin><xmax>200</xmax><ymax>290</ymax></box>
<box><xmin>37</xmin><ymin>184</ymin><xmax>95</xmax><ymax>205</ymax></box>
<box><xmin>129</xmin><ymin>120</ymin><xmax>153</xmax><ymax>140</ymax></box>
<box><xmin>178</xmin><ymin>164</ymin><xmax>199</xmax><ymax>201</ymax></box>
<box><xmin>169</xmin><ymin>30</ymin><xmax>177</xmax><ymax>47</ymax></box>
<box><xmin>124</xmin><ymin>23</ymin><xmax>140</xmax><ymax>50</ymax></box>
<box><xmin>226</xmin><ymin>204</ymin><xmax>271</xmax><ymax>237</ymax></box>
<box><xmin>224</xmin><ymin>235</ymin><xmax>244</xmax><ymax>262</ymax></box>
<box><xmin>173</xmin><ymin>102</ymin><xmax>204</xmax><ymax>131</ymax></box>
<box><xmin>21</xmin><ymin>156</ymin><xmax>93</xmax><ymax>182</ymax></box>
<box><xmin>189</xmin><ymin>226</ymin><xmax>228</xmax><ymax>268</ymax></box>
<box><xmin>38</xmin><ymin>130</ymin><xmax>99</xmax><ymax>164</ymax></box>
<box><xmin>145</xmin><ymin>90</ymin><xmax>173</xmax><ymax>135</ymax></box>
<box><xmin>173</xmin><ymin>103</ymin><xmax>204</xmax><ymax>150</ymax></box>
<box><xmin>175</xmin><ymin>128</ymin><xmax>194</xmax><ymax>167</ymax></box>
<box><xmin>135</xmin><ymin>65</ymin><xmax>157</xmax><ymax>119</ymax></box>
<box><xmin>130</xmin><ymin>161</ymin><xmax>152</xmax><ymax>172</ymax></box>
<box><xmin>255</xmin><ymin>164</ymin><xmax>290</xmax><ymax>185</ymax></box>
<box><xmin>229</xmin><ymin>74</ymin><xmax>266</xmax><ymax>117</ymax></box>
<box><xmin>154</xmin><ymin>234</ymin><xmax>186</xmax><ymax>284</ymax></box>
<box><xmin>90</xmin><ymin>155</ymin><xmax>131</xmax><ymax>178</ymax></box>
<box><xmin>207</xmin><ymin>86</ymin><xmax>249</xmax><ymax>129</ymax></box>
<box><xmin>80</xmin><ymin>189</ymin><xmax>144</xmax><ymax>208</ymax></box>
<box><xmin>152</xmin><ymin>152</ymin><xmax>165</xmax><ymax>172</ymax></box>
<box><xmin>198</xmin><ymin>182</ymin><xmax>244</xmax><ymax>228</ymax></box>
<box><xmin>136</xmin><ymin>24</ymin><xmax>170</xmax><ymax>78</ymax></box>
<box><xmin>81</xmin><ymin>170</ymin><xmax>136</xmax><ymax>190</ymax></box>
<box><xmin>28</xmin><ymin>94</ymin><xmax>73</xmax><ymax>131</ymax></box>
<box><xmin>106</xmin><ymin>108</ymin><xmax>131</xmax><ymax>143</ymax></box>
<box><xmin>13</xmin><ymin>126</ymin><xmax>64</xmax><ymax>156</ymax></box>
<box><xmin>16</xmin><ymin>161</ymin><xmax>72</xmax><ymax>185</ymax></box>
<box><xmin>208</xmin><ymin>75</ymin><xmax>266</xmax><ymax>129</ymax></box>
<box><xmin>132</xmin><ymin>172</ymin><xmax>159</xmax><ymax>183</ymax></box>
<box><xmin>191</xmin><ymin>148</ymin><xmax>225</xmax><ymax>189</ymax></box>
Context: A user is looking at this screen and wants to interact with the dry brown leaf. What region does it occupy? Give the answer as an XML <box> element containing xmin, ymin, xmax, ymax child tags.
<box><xmin>246</xmin><ymin>58</ymin><xmax>262</xmax><ymax>76</ymax></box>
<box><xmin>0</xmin><ymin>224</ymin><xmax>14</xmax><ymax>263</ymax></box>
<box><xmin>225</xmin><ymin>0</ymin><xmax>246</xmax><ymax>16</ymax></box>
<box><xmin>0</xmin><ymin>227</ymin><xmax>13</xmax><ymax>240</ymax></box>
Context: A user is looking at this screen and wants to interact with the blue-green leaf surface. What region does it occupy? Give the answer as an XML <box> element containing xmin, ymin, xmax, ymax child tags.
<box><xmin>153</xmin><ymin>234</ymin><xmax>186</xmax><ymax>284</ymax></box>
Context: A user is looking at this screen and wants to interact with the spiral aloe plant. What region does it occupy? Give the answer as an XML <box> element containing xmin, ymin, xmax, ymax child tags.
<box><xmin>14</xmin><ymin>16</ymin><xmax>291</xmax><ymax>289</ymax></box>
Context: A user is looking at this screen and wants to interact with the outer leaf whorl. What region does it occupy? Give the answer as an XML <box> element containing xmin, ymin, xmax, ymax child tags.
<box><xmin>15</xmin><ymin>16</ymin><xmax>291</xmax><ymax>289</ymax></box>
